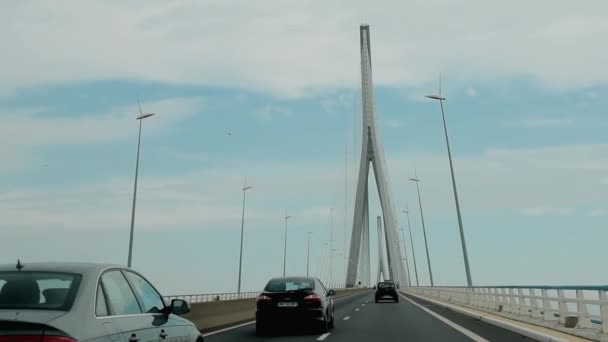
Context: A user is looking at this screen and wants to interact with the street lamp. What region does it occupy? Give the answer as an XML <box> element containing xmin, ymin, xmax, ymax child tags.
<box><xmin>425</xmin><ymin>86</ymin><xmax>473</xmax><ymax>286</ymax></box>
<box><xmin>409</xmin><ymin>176</ymin><xmax>434</xmax><ymax>286</ymax></box>
<box><xmin>237</xmin><ymin>178</ymin><xmax>253</xmax><ymax>294</ymax></box>
<box><xmin>306</xmin><ymin>232</ymin><xmax>312</xmax><ymax>276</ymax></box>
<box><xmin>283</xmin><ymin>211</ymin><xmax>293</xmax><ymax>276</ymax></box>
<box><xmin>127</xmin><ymin>99</ymin><xmax>155</xmax><ymax>268</ymax></box>
<box><xmin>402</xmin><ymin>209</ymin><xmax>420</xmax><ymax>287</ymax></box>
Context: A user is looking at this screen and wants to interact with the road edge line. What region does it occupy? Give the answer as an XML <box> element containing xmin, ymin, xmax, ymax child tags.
<box><xmin>403</xmin><ymin>291</ymin><xmax>570</xmax><ymax>342</ymax></box>
<box><xmin>400</xmin><ymin>293</ymin><xmax>490</xmax><ymax>342</ymax></box>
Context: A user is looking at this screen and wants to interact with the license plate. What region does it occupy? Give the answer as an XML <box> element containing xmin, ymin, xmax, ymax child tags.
<box><xmin>277</xmin><ymin>302</ymin><xmax>298</xmax><ymax>307</ymax></box>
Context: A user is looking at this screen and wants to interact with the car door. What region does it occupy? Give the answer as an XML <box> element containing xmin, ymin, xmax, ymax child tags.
<box><xmin>100</xmin><ymin>270</ymin><xmax>160</xmax><ymax>342</ymax></box>
<box><xmin>123</xmin><ymin>270</ymin><xmax>188</xmax><ymax>342</ymax></box>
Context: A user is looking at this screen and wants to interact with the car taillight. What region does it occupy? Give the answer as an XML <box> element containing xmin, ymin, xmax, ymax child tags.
<box><xmin>304</xmin><ymin>294</ymin><xmax>322</xmax><ymax>305</ymax></box>
<box><xmin>257</xmin><ymin>294</ymin><xmax>271</xmax><ymax>302</ymax></box>
<box><xmin>0</xmin><ymin>337</ymin><xmax>77</xmax><ymax>342</ymax></box>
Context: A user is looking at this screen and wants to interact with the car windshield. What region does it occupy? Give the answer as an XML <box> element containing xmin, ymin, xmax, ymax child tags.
<box><xmin>264</xmin><ymin>278</ymin><xmax>314</xmax><ymax>292</ymax></box>
<box><xmin>378</xmin><ymin>283</ymin><xmax>395</xmax><ymax>288</ymax></box>
<box><xmin>0</xmin><ymin>272</ymin><xmax>81</xmax><ymax>310</ymax></box>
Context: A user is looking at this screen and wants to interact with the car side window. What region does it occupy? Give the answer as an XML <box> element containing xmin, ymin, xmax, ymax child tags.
<box><xmin>101</xmin><ymin>270</ymin><xmax>142</xmax><ymax>315</ymax></box>
<box><xmin>95</xmin><ymin>284</ymin><xmax>108</xmax><ymax>317</ymax></box>
<box><xmin>123</xmin><ymin>271</ymin><xmax>165</xmax><ymax>313</ymax></box>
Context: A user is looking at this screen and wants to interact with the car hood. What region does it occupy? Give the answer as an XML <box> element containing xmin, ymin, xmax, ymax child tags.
<box><xmin>0</xmin><ymin>310</ymin><xmax>67</xmax><ymax>324</ymax></box>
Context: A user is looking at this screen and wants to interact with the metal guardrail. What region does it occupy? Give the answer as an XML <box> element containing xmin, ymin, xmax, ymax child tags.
<box><xmin>163</xmin><ymin>287</ymin><xmax>358</xmax><ymax>305</ymax></box>
<box><xmin>163</xmin><ymin>291</ymin><xmax>261</xmax><ymax>304</ymax></box>
<box><xmin>407</xmin><ymin>286</ymin><xmax>608</xmax><ymax>338</ymax></box>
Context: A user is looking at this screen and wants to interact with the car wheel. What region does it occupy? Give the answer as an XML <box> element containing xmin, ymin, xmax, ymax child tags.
<box><xmin>395</xmin><ymin>297</ymin><xmax>399</xmax><ymax>303</ymax></box>
<box><xmin>328</xmin><ymin>309</ymin><xmax>335</xmax><ymax>329</ymax></box>
<box><xmin>317</xmin><ymin>314</ymin><xmax>329</xmax><ymax>334</ymax></box>
<box><xmin>375</xmin><ymin>297</ymin><xmax>379</xmax><ymax>303</ymax></box>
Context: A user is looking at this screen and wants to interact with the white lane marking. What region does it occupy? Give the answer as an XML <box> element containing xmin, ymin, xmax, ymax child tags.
<box><xmin>317</xmin><ymin>333</ymin><xmax>331</xmax><ymax>341</ymax></box>
<box><xmin>355</xmin><ymin>308</ymin><xmax>360</xmax><ymax>311</ymax></box>
<box><xmin>400</xmin><ymin>294</ymin><xmax>489</xmax><ymax>342</ymax></box>
<box><xmin>343</xmin><ymin>316</ymin><xmax>351</xmax><ymax>320</ymax></box>
<box><xmin>361</xmin><ymin>303</ymin><xmax>366</xmax><ymax>306</ymax></box>
<box><xmin>202</xmin><ymin>320</ymin><xmax>255</xmax><ymax>337</ymax></box>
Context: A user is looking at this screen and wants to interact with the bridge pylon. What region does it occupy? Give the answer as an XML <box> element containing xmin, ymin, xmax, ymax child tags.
<box><xmin>345</xmin><ymin>24</ymin><xmax>409</xmax><ymax>288</ymax></box>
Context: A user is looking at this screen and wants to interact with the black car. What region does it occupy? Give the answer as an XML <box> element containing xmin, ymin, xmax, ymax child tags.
<box><xmin>256</xmin><ymin>276</ymin><xmax>336</xmax><ymax>335</ymax></box>
<box><xmin>375</xmin><ymin>281</ymin><xmax>399</xmax><ymax>303</ymax></box>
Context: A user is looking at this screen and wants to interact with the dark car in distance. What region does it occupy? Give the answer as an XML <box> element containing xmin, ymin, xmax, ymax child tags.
<box><xmin>375</xmin><ymin>281</ymin><xmax>399</xmax><ymax>303</ymax></box>
<box><xmin>256</xmin><ymin>276</ymin><xmax>336</xmax><ymax>335</ymax></box>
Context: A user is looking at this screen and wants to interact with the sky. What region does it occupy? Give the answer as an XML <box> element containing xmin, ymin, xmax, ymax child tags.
<box><xmin>2</xmin><ymin>0</ymin><xmax>608</xmax><ymax>295</ymax></box>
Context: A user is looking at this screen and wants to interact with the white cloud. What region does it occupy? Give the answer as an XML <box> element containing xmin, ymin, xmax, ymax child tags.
<box><xmin>320</xmin><ymin>93</ymin><xmax>354</xmax><ymax>114</ymax></box>
<box><xmin>2</xmin><ymin>1</ymin><xmax>608</xmax><ymax>96</ymax></box>
<box><xmin>519</xmin><ymin>117</ymin><xmax>574</xmax><ymax>127</ymax></box>
<box><xmin>0</xmin><ymin>97</ymin><xmax>204</xmax><ymax>175</ymax></box>
<box><xmin>520</xmin><ymin>207</ymin><xmax>574</xmax><ymax>217</ymax></box>
<box><xmin>589</xmin><ymin>208</ymin><xmax>608</xmax><ymax>217</ymax></box>
<box><xmin>5</xmin><ymin>143</ymin><xmax>608</xmax><ymax>234</ymax></box>
<box><xmin>254</xmin><ymin>105</ymin><xmax>292</xmax><ymax>121</ymax></box>
<box><xmin>465</xmin><ymin>87</ymin><xmax>478</xmax><ymax>97</ymax></box>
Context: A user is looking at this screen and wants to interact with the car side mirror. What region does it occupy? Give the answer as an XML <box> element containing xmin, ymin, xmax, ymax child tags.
<box><xmin>170</xmin><ymin>299</ymin><xmax>190</xmax><ymax>315</ymax></box>
<box><xmin>328</xmin><ymin>289</ymin><xmax>336</xmax><ymax>296</ymax></box>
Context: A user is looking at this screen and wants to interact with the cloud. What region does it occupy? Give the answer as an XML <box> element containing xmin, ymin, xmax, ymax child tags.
<box><xmin>2</xmin><ymin>1</ymin><xmax>608</xmax><ymax>97</ymax></box>
<box><xmin>520</xmin><ymin>207</ymin><xmax>574</xmax><ymax>217</ymax></box>
<box><xmin>518</xmin><ymin>117</ymin><xmax>574</xmax><ymax>127</ymax></box>
<box><xmin>0</xmin><ymin>97</ymin><xmax>204</xmax><ymax>175</ymax></box>
<box><xmin>320</xmin><ymin>93</ymin><xmax>354</xmax><ymax>114</ymax></box>
<box><xmin>0</xmin><ymin>97</ymin><xmax>204</xmax><ymax>147</ymax></box>
<box><xmin>465</xmin><ymin>87</ymin><xmax>478</xmax><ymax>97</ymax></box>
<box><xmin>5</xmin><ymin>143</ymin><xmax>608</xmax><ymax>234</ymax></box>
<box><xmin>589</xmin><ymin>208</ymin><xmax>608</xmax><ymax>217</ymax></box>
<box><xmin>253</xmin><ymin>105</ymin><xmax>292</xmax><ymax>121</ymax></box>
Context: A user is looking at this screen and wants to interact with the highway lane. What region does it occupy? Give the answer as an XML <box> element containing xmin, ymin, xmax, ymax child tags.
<box><xmin>205</xmin><ymin>290</ymin><xmax>535</xmax><ymax>342</ymax></box>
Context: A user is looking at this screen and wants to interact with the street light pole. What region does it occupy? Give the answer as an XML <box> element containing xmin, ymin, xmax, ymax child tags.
<box><xmin>399</xmin><ymin>226</ymin><xmax>412</xmax><ymax>287</ymax></box>
<box><xmin>425</xmin><ymin>87</ymin><xmax>473</xmax><ymax>286</ymax></box>
<box><xmin>409</xmin><ymin>177</ymin><xmax>434</xmax><ymax>286</ymax></box>
<box><xmin>237</xmin><ymin>178</ymin><xmax>253</xmax><ymax>294</ymax></box>
<box><xmin>402</xmin><ymin>209</ymin><xmax>420</xmax><ymax>286</ymax></box>
<box><xmin>306</xmin><ymin>232</ymin><xmax>312</xmax><ymax>276</ymax></box>
<box><xmin>127</xmin><ymin>100</ymin><xmax>155</xmax><ymax>268</ymax></box>
<box><xmin>283</xmin><ymin>211</ymin><xmax>292</xmax><ymax>277</ymax></box>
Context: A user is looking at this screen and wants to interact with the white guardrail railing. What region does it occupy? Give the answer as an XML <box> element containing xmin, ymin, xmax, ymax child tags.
<box><xmin>163</xmin><ymin>291</ymin><xmax>261</xmax><ymax>304</ymax></box>
<box><xmin>407</xmin><ymin>286</ymin><xmax>608</xmax><ymax>341</ymax></box>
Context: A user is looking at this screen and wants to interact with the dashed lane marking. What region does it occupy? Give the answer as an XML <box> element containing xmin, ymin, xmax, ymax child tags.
<box><xmin>317</xmin><ymin>333</ymin><xmax>331</xmax><ymax>340</ymax></box>
<box><xmin>344</xmin><ymin>316</ymin><xmax>351</xmax><ymax>320</ymax></box>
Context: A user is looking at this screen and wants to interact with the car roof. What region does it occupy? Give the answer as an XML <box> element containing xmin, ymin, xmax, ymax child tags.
<box><xmin>0</xmin><ymin>262</ymin><xmax>125</xmax><ymax>276</ymax></box>
<box><xmin>268</xmin><ymin>276</ymin><xmax>316</xmax><ymax>281</ymax></box>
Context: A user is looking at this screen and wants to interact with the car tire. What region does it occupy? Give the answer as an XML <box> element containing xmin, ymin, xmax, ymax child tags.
<box><xmin>328</xmin><ymin>309</ymin><xmax>335</xmax><ymax>329</ymax></box>
<box><xmin>395</xmin><ymin>297</ymin><xmax>399</xmax><ymax>303</ymax></box>
<box><xmin>375</xmin><ymin>297</ymin><xmax>379</xmax><ymax>303</ymax></box>
<box><xmin>317</xmin><ymin>314</ymin><xmax>329</xmax><ymax>334</ymax></box>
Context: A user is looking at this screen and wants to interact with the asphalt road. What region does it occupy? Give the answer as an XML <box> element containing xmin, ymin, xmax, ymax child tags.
<box><xmin>205</xmin><ymin>290</ymin><xmax>537</xmax><ymax>342</ymax></box>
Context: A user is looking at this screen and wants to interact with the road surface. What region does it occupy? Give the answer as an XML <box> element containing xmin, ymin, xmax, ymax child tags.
<box><xmin>205</xmin><ymin>290</ymin><xmax>536</xmax><ymax>341</ymax></box>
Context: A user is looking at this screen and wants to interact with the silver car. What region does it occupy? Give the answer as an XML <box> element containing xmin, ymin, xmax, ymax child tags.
<box><xmin>0</xmin><ymin>262</ymin><xmax>203</xmax><ymax>341</ymax></box>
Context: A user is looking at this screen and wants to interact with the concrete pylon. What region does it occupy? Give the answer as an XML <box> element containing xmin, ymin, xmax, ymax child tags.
<box><xmin>345</xmin><ymin>24</ymin><xmax>409</xmax><ymax>288</ymax></box>
<box><xmin>376</xmin><ymin>216</ymin><xmax>388</xmax><ymax>283</ymax></box>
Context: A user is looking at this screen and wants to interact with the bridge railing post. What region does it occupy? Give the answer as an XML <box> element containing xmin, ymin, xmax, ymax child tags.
<box><xmin>518</xmin><ymin>288</ymin><xmax>529</xmax><ymax>316</ymax></box>
<box><xmin>541</xmin><ymin>289</ymin><xmax>556</xmax><ymax>321</ymax></box>
<box><xmin>576</xmin><ymin>290</ymin><xmax>593</xmax><ymax>328</ymax></box>
<box><xmin>530</xmin><ymin>288</ymin><xmax>542</xmax><ymax>318</ymax></box>
<box><xmin>600</xmin><ymin>290</ymin><xmax>608</xmax><ymax>333</ymax></box>
<box><xmin>508</xmin><ymin>288</ymin><xmax>517</xmax><ymax>314</ymax></box>
<box><xmin>557</xmin><ymin>289</ymin><xmax>567</xmax><ymax>324</ymax></box>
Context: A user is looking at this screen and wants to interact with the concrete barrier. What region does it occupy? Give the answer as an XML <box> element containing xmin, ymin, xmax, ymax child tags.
<box><xmin>181</xmin><ymin>288</ymin><xmax>370</xmax><ymax>332</ymax></box>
